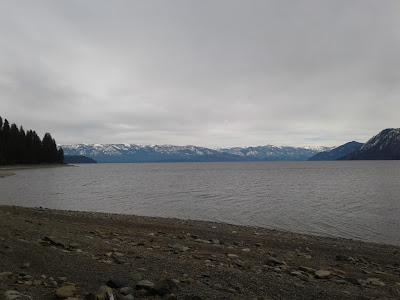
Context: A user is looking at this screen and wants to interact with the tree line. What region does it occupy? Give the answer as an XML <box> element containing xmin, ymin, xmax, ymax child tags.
<box><xmin>0</xmin><ymin>116</ymin><xmax>64</xmax><ymax>165</ymax></box>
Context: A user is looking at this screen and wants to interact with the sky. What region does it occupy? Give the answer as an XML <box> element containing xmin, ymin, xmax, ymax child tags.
<box><xmin>0</xmin><ymin>1</ymin><xmax>399</xmax><ymax>147</ymax></box>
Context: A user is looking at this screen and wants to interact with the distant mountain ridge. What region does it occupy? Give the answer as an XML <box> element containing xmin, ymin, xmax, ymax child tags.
<box><xmin>308</xmin><ymin>141</ymin><xmax>363</xmax><ymax>161</ymax></box>
<box><xmin>62</xmin><ymin>128</ymin><xmax>400</xmax><ymax>162</ymax></box>
<box><xmin>62</xmin><ymin>144</ymin><xmax>331</xmax><ymax>163</ymax></box>
<box><xmin>342</xmin><ymin>129</ymin><xmax>400</xmax><ymax>160</ymax></box>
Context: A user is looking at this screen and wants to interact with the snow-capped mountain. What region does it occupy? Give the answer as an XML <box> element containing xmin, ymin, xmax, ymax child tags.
<box><xmin>308</xmin><ymin>141</ymin><xmax>363</xmax><ymax>161</ymax></box>
<box><xmin>220</xmin><ymin>145</ymin><xmax>332</xmax><ymax>161</ymax></box>
<box><xmin>342</xmin><ymin>129</ymin><xmax>400</xmax><ymax>160</ymax></box>
<box><xmin>61</xmin><ymin>143</ymin><xmax>330</xmax><ymax>163</ymax></box>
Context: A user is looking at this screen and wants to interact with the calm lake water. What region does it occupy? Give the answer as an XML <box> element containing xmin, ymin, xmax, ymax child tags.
<box><xmin>1</xmin><ymin>162</ymin><xmax>400</xmax><ymax>245</ymax></box>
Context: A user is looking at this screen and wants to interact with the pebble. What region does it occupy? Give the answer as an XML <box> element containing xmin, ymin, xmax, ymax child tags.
<box><xmin>265</xmin><ymin>256</ymin><xmax>286</xmax><ymax>266</ymax></box>
<box><xmin>118</xmin><ymin>295</ymin><xmax>134</xmax><ymax>300</ymax></box>
<box><xmin>298</xmin><ymin>266</ymin><xmax>315</xmax><ymax>274</ymax></box>
<box><xmin>366</xmin><ymin>277</ymin><xmax>385</xmax><ymax>286</ymax></box>
<box><xmin>195</xmin><ymin>239</ymin><xmax>211</xmax><ymax>244</ymax></box>
<box><xmin>136</xmin><ymin>279</ymin><xmax>155</xmax><ymax>290</ymax></box>
<box><xmin>93</xmin><ymin>285</ymin><xmax>114</xmax><ymax>300</ymax></box>
<box><xmin>55</xmin><ymin>284</ymin><xmax>77</xmax><ymax>299</ymax></box>
<box><xmin>227</xmin><ymin>253</ymin><xmax>239</xmax><ymax>258</ymax></box>
<box><xmin>335</xmin><ymin>255</ymin><xmax>355</xmax><ymax>262</ymax></box>
<box><xmin>290</xmin><ymin>271</ymin><xmax>304</xmax><ymax>277</ymax></box>
<box><xmin>314</xmin><ymin>270</ymin><xmax>332</xmax><ymax>279</ymax></box>
<box><xmin>130</xmin><ymin>273</ymin><xmax>143</xmax><ymax>282</ymax></box>
<box><xmin>0</xmin><ymin>271</ymin><xmax>13</xmax><ymax>278</ymax></box>
<box><xmin>170</xmin><ymin>244</ymin><xmax>189</xmax><ymax>252</ymax></box>
<box><xmin>154</xmin><ymin>279</ymin><xmax>179</xmax><ymax>296</ymax></box>
<box><xmin>4</xmin><ymin>290</ymin><xmax>32</xmax><ymax>300</ymax></box>
<box><xmin>120</xmin><ymin>287</ymin><xmax>133</xmax><ymax>295</ymax></box>
<box><xmin>107</xmin><ymin>278</ymin><xmax>129</xmax><ymax>289</ymax></box>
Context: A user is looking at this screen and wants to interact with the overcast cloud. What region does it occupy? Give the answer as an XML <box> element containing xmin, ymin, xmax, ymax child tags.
<box><xmin>0</xmin><ymin>0</ymin><xmax>399</xmax><ymax>147</ymax></box>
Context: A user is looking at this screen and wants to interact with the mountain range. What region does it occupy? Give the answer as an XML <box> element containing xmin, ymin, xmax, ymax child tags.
<box><xmin>341</xmin><ymin>128</ymin><xmax>400</xmax><ymax>160</ymax></box>
<box><xmin>62</xmin><ymin>144</ymin><xmax>331</xmax><ymax>163</ymax></box>
<box><xmin>62</xmin><ymin>128</ymin><xmax>400</xmax><ymax>163</ymax></box>
<box><xmin>308</xmin><ymin>141</ymin><xmax>363</xmax><ymax>161</ymax></box>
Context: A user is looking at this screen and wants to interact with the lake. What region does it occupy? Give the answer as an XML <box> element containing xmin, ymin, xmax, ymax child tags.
<box><xmin>1</xmin><ymin>161</ymin><xmax>400</xmax><ymax>245</ymax></box>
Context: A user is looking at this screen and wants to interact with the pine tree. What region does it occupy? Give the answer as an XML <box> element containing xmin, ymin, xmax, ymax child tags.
<box><xmin>0</xmin><ymin>116</ymin><xmax>64</xmax><ymax>165</ymax></box>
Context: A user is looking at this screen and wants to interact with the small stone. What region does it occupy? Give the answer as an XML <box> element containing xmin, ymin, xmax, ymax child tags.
<box><xmin>184</xmin><ymin>295</ymin><xmax>203</xmax><ymax>300</ymax></box>
<box><xmin>0</xmin><ymin>272</ymin><xmax>13</xmax><ymax>278</ymax></box>
<box><xmin>314</xmin><ymin>270</ymin><xmax>332</xmax><ymax>279</ymax></box>
<box><xmin>242</xmin><ymin>248</ymin><xmax>251</xmax><ymax>252</ymax></box>
<box><xmin>107</xmin><ymin>278</ymin><xmax>129</xmax><ymax>289</ymax></box>
<box><xmin>195</xmin><ymin>239</ymin><xmax>211</xmax><ymax>244</ymax></box>
<box><xmin>298</xmin><ymin>266</ymin><xmax>316</xmax><ymax>274</ymax></box>
<box><xmin>68</xmin><ymin>243</ymin><xmax>79</xmax><ymax>249</ymax></box>
<box><xmin>55</xmin><ymin>285</ymin><xmax>77</xmax><ymax>299</ymax></box>
<box><xmin>33</xmin><ymin>280</ymin><xmax>42</xmax><ymax>286</ymax></box>
<box><xmin>136</xmin><ymin>280</ymin><xmax>155</xmax><ymax>290</ymax></box>
<box><xmin>119</xmin><ymin>287</ymin><xmax>133</xmax><ymax>295</ymax></box>
<box><xmin>366</xmin><ymin>277</ymin><xmax>385</xmax><ymax>286</ymax></box>
<box><xmin>227</xmin><ymin>253</ymin><xmax>239</xmax><ymax>258</ymax></box>
<box><xmin>154</xmin><ymin>279</ymin><xmax>178</xmax><ymax>296</ymax></box>
<box><xmin>118</xmin><ymin>295</ymin><xmax>134</xmax><ymax>300</ymax></box>
<box><xmin>265</xmin><ymin>256</ymin><xmax>286</xmax><ymax>266</ymax></box>
<box><xmin>334</xmin><ymin>279</ymin><xmax>348</xmax><ymax>285</ymax></box>
<box><xmin>94</xmin><ymin>285</ymin><xmax>114</xmax><ymax>300</ymax></box>
<box><xmin>4</xmin><ymin>290</ymin><xmax>32</xmax><ymax>300</ymax></box>
<box><xmin>21</xmin><ymin>262</ymin><xmax>30</xmax><ymax>269</ymax></box>
<box><xmin>130</xmin><ymin>273</ymin><xmax>143</xmax><ymax>282</ymax></box>
<box><xmin>170</xmin><ymin>244</ymin><xmax>189</xmax><ymax>252</ymax></box>
<box><xmin>345</xmin><ymin>277</ymin><xmax>362</xmax><ymax>285</ymax></box>
<box><xmin>335</xmin><ymin>255</ymin><xmax>355</xmax><ymax>262</ymax></box>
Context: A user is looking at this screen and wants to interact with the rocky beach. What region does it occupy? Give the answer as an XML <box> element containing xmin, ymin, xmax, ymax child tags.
<box><xmin>0</xmin><ymin>206</ymin><xmax>400</xmax><ymax>299</ymax></box>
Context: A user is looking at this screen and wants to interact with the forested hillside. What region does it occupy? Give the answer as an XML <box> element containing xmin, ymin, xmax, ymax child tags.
<box><xmin>0</xmin><ymin>116</ymin><xmax>64</xmax><ymax>165</ymax></box>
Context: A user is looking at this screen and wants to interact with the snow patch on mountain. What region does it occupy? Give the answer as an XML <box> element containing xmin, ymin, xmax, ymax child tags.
<box><xmin>61</xmin><ymin>143</ymin><xmax>329</xmax><ymax>163</ymax></box>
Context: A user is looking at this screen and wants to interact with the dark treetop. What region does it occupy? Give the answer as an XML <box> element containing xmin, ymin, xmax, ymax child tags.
<box><xmin>0</xmin><ymin>116</ymin><xmax>63</xmax><ymax>165</ymax></box>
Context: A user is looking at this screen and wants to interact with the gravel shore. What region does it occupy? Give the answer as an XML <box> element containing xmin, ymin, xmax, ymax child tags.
<box><xmin>0</xmin><ymin>205</ymin><xmax>399</xmax><ymax>299</ymax></box>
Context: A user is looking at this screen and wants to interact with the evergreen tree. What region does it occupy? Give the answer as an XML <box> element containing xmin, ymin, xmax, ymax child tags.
<box><xmin>0</xmin><ymin>115</ymin><xmax>64</xmax><ymax>165</ymax></box>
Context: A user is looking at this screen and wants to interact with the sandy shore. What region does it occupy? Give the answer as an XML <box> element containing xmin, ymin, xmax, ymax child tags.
<box><xmin>0</xmin><ymin>171</ymin><xmax>15</xmax><ymax>178</ymax></box>
<box><xmin>0</xmin><ymin>164</ymin><xmax>72</xmax><ymax>178</ymax></box>
<box><xmin>0</xmin><ymin>206</ymin><xmax>399</xmax><ymax>299</ymax></box>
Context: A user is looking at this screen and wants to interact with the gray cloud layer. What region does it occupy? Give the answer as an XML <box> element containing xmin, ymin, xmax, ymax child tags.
<box><xmin>1</xmin><ymin>1</ymin><xmax>399</xmax><ymax>147</ymax></box>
